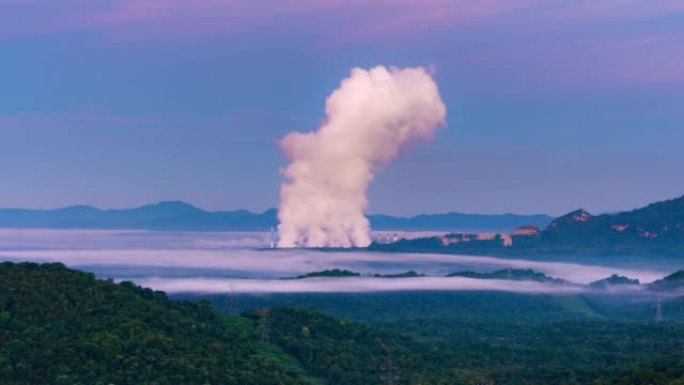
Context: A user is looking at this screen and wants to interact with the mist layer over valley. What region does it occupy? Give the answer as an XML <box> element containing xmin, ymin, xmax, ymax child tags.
<box><xmin>0</xmin><ymin>228</ymin><xmax>676</xmax><ymax>294</ymax></box>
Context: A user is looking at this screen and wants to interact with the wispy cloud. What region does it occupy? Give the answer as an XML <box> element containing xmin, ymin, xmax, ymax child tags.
<box><xmin>0</xmin><ymin>231</ymin><xmax>667</xmax><ymax>284</ymax></box>
<box><xmin>4</xmin><ymin>0</ymin><xmax>682</xmax><ymax>40</ymax></box>
<box><xmin>333</xmin><ymin>0</ymin><xmax>534</xmax><ymax>41</ymax></box>
<box><xmin>4</xmin><ymin>0</ymin><xmax>679</xmax><ymax>92</ymax></box>
<box><xmin>0</xmin><ymin>229</ymin><xmax>674</xmax><ymax>294</ymax></box>
<box><xmin>545</xmin><ymin>0</ymin><xmax>684</xmax><ymax>23</ymax></box>
<box><xmin>0</xmin><ymin>229</ymin><xmax>271</xmax><ymax>251</ymax></box>
<box><xmin>135</xmin><ymin>275</ymin><xmax>588</xmax><ymax>294</ymax></box>
<box><xmin>589</xmin><ymin>34</ymin><xmax>674</xmax><ymax>54</ymax></box>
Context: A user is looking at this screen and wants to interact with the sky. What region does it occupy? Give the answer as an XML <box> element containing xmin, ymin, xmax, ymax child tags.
<box><xmin>1</xmin><ymin>0</ymin><xmax>683</xmax><ymax>216</ymax></box>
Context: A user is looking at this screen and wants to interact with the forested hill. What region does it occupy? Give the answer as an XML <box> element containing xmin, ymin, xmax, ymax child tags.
<box><xmin>540</xmin><ymin>195</ymin><xmax>684</xmax><ymax>248</ymax></box>
<box><xmin>0</xmin><ymin>262</ymin><xmax>311</xmax><ymax>385</ymax></box>
<box><xmin>3</xmin><ymin>262</ymin><xmax>684</xmax><ymax>384</ymax></box>
<box><xmin>0</xmin><ymin>262</ymin><xmax>468</xmax><ymax>385</ymax></box>
<box><xmin>373</xmin><ymin>194</ymin><xmax>684</xmax><ymax>256</ymax></box>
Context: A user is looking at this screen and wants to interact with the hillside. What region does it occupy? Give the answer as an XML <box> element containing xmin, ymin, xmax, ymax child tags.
<box><xmin>4</xmin><ymin>262</ymin><xmax>684</xmax><ymax>384</ymax></box>
<box><xmin>0</xmin><ymin>262</ymin><xmax>466</xmax><ymax>384</ymax></box>
<box><xmin>0</xmin><ymin>262</ymin><xmax>310</xmax><ymax>385</ymax></box>
<box><xmin>589</xmin><ymin>275</ymin><xmax>640</xmax><ymax>290</ymax></box>
<box><xmin>290</xmin><ymin>269</ymin><xmax>361</xmax><ymax>279</ymax></box>
<box><xmin>648</xmin><ymin>270</ymin><xmax>684</xmax><ymax>291</ymax></box>
<box><xmin>197</xmin><ymin>291</ymin><xmax>684</xmax><ymax>385</ymax></box>
<box><xmin>0</xmin><ymin>201</ymin><xmax>551</xmax><ymax>232</ymax></box>
<box><xmin>540</xmin><ymin>195</ymin><xmax>684</xmax><ymax>249</ymax></box>
<box><xmin>372</xmin><ymin>195</ymin><xmax>684</xmax><ymax>256</ymax></box>
<box><xmin>446</xmin><ymin>268</ymin><xmax>570</xmax><ymax>285</ymax></box>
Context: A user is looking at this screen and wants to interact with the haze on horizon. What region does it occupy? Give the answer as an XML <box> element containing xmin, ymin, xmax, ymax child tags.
<box><xmin>1</xmin><ymin>0</ymin><xmax>683</xmax><ymax>217</ymax></box>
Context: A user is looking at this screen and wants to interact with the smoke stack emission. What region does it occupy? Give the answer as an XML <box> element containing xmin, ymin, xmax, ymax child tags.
<box><xmin>277</xmin><ymin>65</ymin><xmax>447</xmax><ymax>248</ymax></box>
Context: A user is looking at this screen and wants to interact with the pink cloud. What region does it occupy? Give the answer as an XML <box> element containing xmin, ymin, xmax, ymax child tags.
<box><xmin>82</xmin><ymin>1</ymin><xmax>171</xmax><ymax>26</ymax></box>
<box><xmin>4</xmin><ymin>0</ymin><xmax>681</xmax><ymax>41</ymax></box>
<box><xmin>445</xmin><ymin>25</ymin><xmax>684</xmax><ymax>93</ymax></box>
<box><xmin>589</xmin><ymin>34</ymin><xmax>674</xmax><ymax>54</ymax></box>
<box><xmin>1</xmin><ymin>0</ymin><xmax>681</xmax><ymax>91</ymax></box>
<box><xmin>545</xmin><ymin>0</ymin><xmax>684</xmax><ymax>22</ymax></box>
<box><xmin>331</xmin><ymin>0</ymin><xmax>532</xmax><ymax>40</ymax></box>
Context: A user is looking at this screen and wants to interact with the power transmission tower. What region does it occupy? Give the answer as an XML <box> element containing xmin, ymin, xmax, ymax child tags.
<box><xmin>228</xmin><ymin>283</ymin><xmax>236</xmax><ymax>315</ymax></box>
<box><xmin>257</xmin><ymin>308</ymin><xmax>270</xmax><ymax>342</ymax></box>
<box><xmin>379</xmin><ymin>340</ymin><xmax>398</xmax><ymax>385</ymax></box>
<box><xmin>655</xmin><ymin>296</ymin><xmax>663</xmax><ymax>323</ymax></box>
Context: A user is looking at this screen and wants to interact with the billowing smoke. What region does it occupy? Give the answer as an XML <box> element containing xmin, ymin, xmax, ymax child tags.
<box><xmin>277</xmin><ymin>66</ymin><xmax>447</xmax><ymax>248</ymax></box>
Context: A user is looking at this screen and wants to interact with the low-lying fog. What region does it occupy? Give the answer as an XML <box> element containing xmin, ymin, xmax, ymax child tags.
<box><xmin>0</xmin><ymin>229</ymin><xmax>676</xmax><ymax>294</ymax></box>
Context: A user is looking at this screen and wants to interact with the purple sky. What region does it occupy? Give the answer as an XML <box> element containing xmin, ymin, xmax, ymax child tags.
<box><xmin>1</xmin><ymin>0</ymin><xmax>683</xmax><ymax>216</ymax></box>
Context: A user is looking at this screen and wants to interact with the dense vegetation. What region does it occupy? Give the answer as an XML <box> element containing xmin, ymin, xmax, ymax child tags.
<box><xmin>650</xmin><ymin>270</ymin><xmax>684</xmax><ymax>291</ymax></box>
<box><xmin>202</xmin><ymin>291</ymin><xmax>684</xmax><ymax>385</ymax></box>
<box><xmin>0</xmin><ymin>263</ymin><xmax>474</xmax><ymax>384</ymax></box>
<box><xmin>291</xmin><ymin>269</ymin><xmax>361</xmax><ymax>279</ymax></box>
<box><xmin>372</xmin><ymin>271</ymin><xmax>424</xmax><ymax>278</ymax></box>
<box><xmin>589</xmin><ymin>274</ymin><xmax>640</xmax><ymax>289</ymax></box>
<box><xmin>4</xmin><ymin>262</ymin><xmax>684</xmax><ymax>384</ymax></box>
<box><xmin>243</xmin><ymin>308</ymin><xmax>472</xmax><ymax>384</ymax></box>
<box><xmin>0</xmin><ymin>262</ymin><xmax>313</xmax><ymax>385</ymax></box>
<box><xmin>446</xmin><ymin>268</ymin><xmax>570</xmax><ymax>284</ymax></box>
<box><xmin>289</xmin><ymin>269</ymin><xmax>425</xmax><ymax>279</ymax></box>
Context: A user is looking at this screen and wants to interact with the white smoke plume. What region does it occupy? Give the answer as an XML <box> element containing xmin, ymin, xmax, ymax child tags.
<box><xmin>277</xmin><ymin>65</ymin><xmax>447</xmax><ymax>248</ymax></box>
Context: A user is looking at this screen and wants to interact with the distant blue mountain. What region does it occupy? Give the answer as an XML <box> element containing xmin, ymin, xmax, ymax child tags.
<box><xmin>0</xmin><ymin>201</ymin><xmax>552</xmax><ymax>232</ymax></box>
<box><xmin>369</xmin><ymin>212</ymin><xmax>552</xmax><ymax>232</ymax></box>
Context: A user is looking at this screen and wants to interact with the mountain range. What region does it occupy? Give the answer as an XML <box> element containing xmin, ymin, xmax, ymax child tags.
<box><xmin>0</xmin><ymin>201</ymin><xmax>552</xmax><ymax>232</ymax></box>
<box><xmin>541</xmin><ymin>195</ymin><xmax>684</xmax><ymax>248</ymax></box>
<box><xmin>373</xmin><ymin>195</ymin><xmax>684</xmax><ymax>256</ymax></box>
